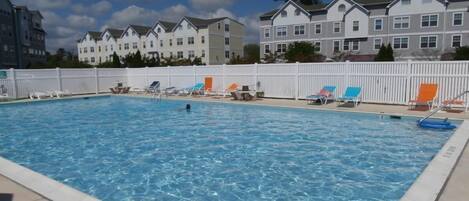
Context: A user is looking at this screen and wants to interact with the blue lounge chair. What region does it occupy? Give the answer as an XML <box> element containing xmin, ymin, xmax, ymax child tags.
<box><xmin>305</xmin><ymin>86</ymin><xmax>336</xmax><ymax>104</ymax></box>
<box><xmin>190</xmin><ymin>83</ymin><xmax>205</xmax><ymax>95</ymax></box>
<box><xmin>336</xmin><ymin>87</ymin><xmax>362</xmax><ymax>107</ymax></box>
<box><xmin>145</xmin><ymin>81</ymin><xmax>160</xmax><ymax>94</ymax></box>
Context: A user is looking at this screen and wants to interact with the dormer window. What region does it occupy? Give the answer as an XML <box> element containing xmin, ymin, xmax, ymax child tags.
<box><xmin>338</xmin><ymin>4</ymin><xmax>346</xmax><ymax>12</ymax></box>
<box><xmin>157</xmin><ymin>28</ymin><xmax>161</xmax><ymax>33</ymax></box>
<box><xmin>402</xmin><ymin>0</ymin><xmax>410</xmax><ymax>5</ymax></box>
<box><xmin>178</xmin><ymin>25</ymin><xmax>182</xmax><ymax>30</ymax></box>
<box><xmin>187</xmin><ymin>24</ymin><xmax>191</xmax><ymax>29</ymax></box>
<box><xmin>295</xmin><ymin>9</ymin><xmax>301</xmax><ymax>16</ymax></box>
<box><xmin>132</xmin><ymin>31</ymin><xmax>136</xmax><ymax>36</ymax></box>
<box><xmin>281</xmin><ymin>11</ymin><xmax>287</xmax><ymax>17</ymax></box>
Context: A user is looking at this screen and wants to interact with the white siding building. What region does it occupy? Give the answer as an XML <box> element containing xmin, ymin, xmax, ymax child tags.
<box><xmin>77</xmin><ymin>16</ymin><xmax>245</xmax><ymax>66</ymax></box>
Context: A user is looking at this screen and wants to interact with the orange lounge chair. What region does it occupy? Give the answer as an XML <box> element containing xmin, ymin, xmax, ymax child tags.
<box><xmin>204</xmin><ymin>77</ymin><xmax>213</xmax><ymax>95</ymax></box>
<box><xmin>409</xmin><ymin>83</ymin><xmax>438</xmax><ymax>110</ymax></box>
<box><xmin>225</xmin><ymin>83</ymin><xmax>239</xmax><ymax>96</ymax></box>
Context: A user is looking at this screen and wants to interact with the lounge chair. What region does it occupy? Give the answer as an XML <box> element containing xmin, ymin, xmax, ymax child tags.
<box><xmin>189</xmin><ymin>83</ymin><xmax>205</xmax><ymax>96</ymax></box>
<box><xmin>336</xmin><ymin>87</ymin><xmax>362</xmax><ymax>107</ymax></box>
<box><xmin>53</xmin><ymin>90</ymin><xmax>71</xmax><ymax>98</ymax></box>
<box><xmin>29</xmin><ymin>91</ymin><xmax>51</xmax><ymax>100</ymax></box>
<box><xmin>204</xmin><ymin>77</ymin><xmax>213</xmax><ymax>95</ymax></box>
<box><xmin>145</xmin><ymin>81</ymin><xmax>160</xmax><ymax>94</ymax></box>
<box><xmin>305</xmin><ymin>86</ymin><xmax>336</xmax><ymax>104</ymax></box>
<box><xmin>409</xmin><ymin>83</ymin><xmax>438</xmax><ymax>110</ymax></box>
<box><xmin>232</xmin><ymin>85</ymin><xmax>256</xmax><ymax>101</ymax></box>
<box><xmin>110</xmin><ymin>87</ymin><xmax>121</xmax><ymax>94</ymax></box>
<box><xmin>121</xmin><ymin>87</ymin><xmax>131</xmax><ymax>94</ymax></box>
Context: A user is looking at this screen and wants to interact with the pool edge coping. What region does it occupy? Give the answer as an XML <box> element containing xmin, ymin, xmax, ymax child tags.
<box><xmin>400</xmin><ymin>120</ymin><xmax>469</xmax><ymax>201</ymax></box>
<box><xmin>0</xmin><ymin>157</ymin><xmax>100</xmax><ymax>201</ymax></box>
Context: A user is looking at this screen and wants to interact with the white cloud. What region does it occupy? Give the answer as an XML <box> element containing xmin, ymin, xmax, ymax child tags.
<box><xmin>190</xmin><ymin>0</ymin><xmax>235</xmax><ymax>11</ymax></box>
<box><xmin>12</xmin><ymin>0</ymin><xmax>71</xmax><ymax>10</ymax></box>
<box><xmin>72</xmin><ymin>0</ymin><xmax>112</xmax><ymax>15</ymax></box>
<box><xmin>67</xmin><ymin>15</ymin><xmax>97</xmax><ymax>29</ymax></box>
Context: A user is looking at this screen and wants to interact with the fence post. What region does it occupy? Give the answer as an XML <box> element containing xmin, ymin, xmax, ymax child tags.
<box><xmin>56</xmin><ymin>67</ymin><xmax>62</xmax><ymax>91</ymax></box>
<box><xmin>9</xmin><ymin>68</ymin><xmax>17</xmax><ymax>99</ymax></box>
<box><xmin>167</xmin><ymin>66</ymin><xmax>171</xmax><ymax>88</ymax></box>
<box><xmin>222</xmin><ymin>64</ymin><xmax>226</xmax><ymax>90</ymax></box>
<box><xmin>193</xmin><ymin>65</ymin><xmax>197</xmax><ymax>85</ymax></box>
<box><xmin>254</xmin><ymin>63</ymin><xmax>258</xmax><ymax>89</ymax></box>
<box><xmin>405</xmin><ymin>59</ymin><xmax>412</xmax><ymax>105</ymax></box>
<box><xmin>295</xmin><ymin>62</ymin><xmax>299</xmax><ymax>100</ymax></box>
<box><xmin>94</xmin><ymin>67</ymin><xmax>99</xmax><ymax>94</ymax></box>
<box><xmin>345</xmin><ymin>60</ymin><xmax>350</xmax><ymax>88</ymax></box>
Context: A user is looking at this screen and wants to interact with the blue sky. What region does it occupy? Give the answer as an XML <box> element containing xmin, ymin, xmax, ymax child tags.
<box><xmin>11</xmin><ymin>0</ymin><xmax>283</xmax><ymax>53</ymax></box>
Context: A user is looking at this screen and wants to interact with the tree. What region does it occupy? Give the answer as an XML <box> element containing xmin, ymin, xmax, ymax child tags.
<box><xmin>243</xmin><ymin>44</ymin><xmax>260</xmax><ymax>64</ymax></box>
<box><xmin>112</xmin><ymin>52</ymin><xmax>121</xmax><ymax>68</ymax></box>
<box><xmin>123</xmin><ymin>51</ymin><xmax>145</xmax><ymax>67</ymax></box>
<box><xmin>284</xmin><ymin>42</ymin><xmax>323</xmax><ymax>63</ymax></box>
<box><xmin>375</xmin><ymin>44</ymin><xmax>394</xmax><ymax>61</ymax></box>
<box><xmin>385</xmin><ymin>44</ymin><xmax>395</xmax><ymax>61</ymax></box>
<box><xmin>454</xmin><ymin>46</ymin><xmax>469</xmax><ymax>60</ymax></box>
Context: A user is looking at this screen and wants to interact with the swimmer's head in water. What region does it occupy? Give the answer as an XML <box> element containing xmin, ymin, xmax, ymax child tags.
<box><xmin>186</xmin><ymin>104</ymin><xmax>191</xmax><ymax>110</ymax></box>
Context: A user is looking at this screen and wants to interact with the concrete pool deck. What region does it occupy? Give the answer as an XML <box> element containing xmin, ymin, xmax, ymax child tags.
<box><xmin>1</xmin><ymin>94</ymin><xmax>469</xmax><ymax>201</ymax></box>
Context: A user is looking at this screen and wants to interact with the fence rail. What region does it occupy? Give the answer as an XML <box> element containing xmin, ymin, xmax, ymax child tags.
<box><xmin>1</xmin><ymin>61</ymin><xmax>469</xmax><ymax>106</ymax></box>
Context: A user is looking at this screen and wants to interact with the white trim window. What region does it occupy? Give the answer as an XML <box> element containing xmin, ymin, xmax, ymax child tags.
<box><xmin>281</xmin><ymin>10</ymin><xmax>287</xmax><ymax>18</ymax></box>
<box><xmin>333</xmin><ymin>22</ymin><xmax>341</xmax><ymax>33</ymax></box>
<box><xmin>264</xmin><ymin>28</ymin><xmax>270</xmax><ymax>38</ymax></box>
<box><xmin>277</xmin><ymin>43</ymin><xmax>287</xmax><ymax>53</ymax></box>
<box><xmin>276</xmin><ymin>26</ymin><xmax>287</xmax><ymax>37</ymax></box>
<box><xmin>374</xmin><ymin>38</ymin><xmax>383</xmax><ymax>50</ymax></box>
<box><xmin>393</xmin><ymin>16</ymin><xmax>410</xmax><ymax>29</ymax></box>
<box><xmin>352</xmin><ymin>41</ymin><xmax>359</xmax><ymax>51</ymax></box>
<box><xmin>188</xmin><ymin>50</ymin><xmax>195</xmax><ymax>58</ymax></box>
<box><xmin>374</xmin><ymin>18</ymin><xmax>383</xmax><ymax>31</ymax></box>
<box><xmin>333</xmin><ymin>40</ymin><xmax>341</xmax><ymax>52</ymax></box>
<box><xmin>393</xmin><ymin>37</ymin><xmax>409</xmax><ymax>49</ymax></box>
<box><xmin>352</xmin><ymin>21</ymin><xmax>359</xmax><ymax>31</ymax></box>
<box><xmin>421</xmin><ymin>14</ymin><xmax>438</xmax><ymax>28</ymax></box>
<box><xmin>420</xmin><ymin>35</ymin><xmax>437</xmax><ymax>48</ymax></box>
<box><xmin>313</xmin><ymin>41</ymin><xmax>321</xmax><ymax>52</ymax></box>
<box><xmin>453</xmin><ymin>13</ymin><xmax>463</xmax><ymax>26</ymax></box>
<box><xmin>452</xmin><ymin>35</ymin><xmax>462</xmax><ymax>48</ymax></box>
<box><xmin>177</xmin><ymin>38</ymin><xmax>183</xmax><ymax>46</ymax></box>
<box><xmin>315</xmin><ymin>24</ymin><xmax>321</xmax><ymax>34</ymax></box>
<box><xmin>294</xmin><ymin>25</ymin><xmax>305</xmax><ymax>35</ymax></box>
<box><xmin>344</xmin><ymin>41</ymin><xmax>359</xmax><ymax>51</ymax></box>
<box><xmin>265</xmin><ymin>44</ymin><xmax>271</xmax><ymax>54</ymax></box>
<box><xmin>177</xmin><ymin>51</ymin><xmax>183</xmax><ymax>59</ymax></box>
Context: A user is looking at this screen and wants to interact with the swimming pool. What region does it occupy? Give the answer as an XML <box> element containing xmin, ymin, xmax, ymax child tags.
<box><xmin>0</xmin><ymin>96</ymin><xmax>456</xmax><ymax>201</ymax></box>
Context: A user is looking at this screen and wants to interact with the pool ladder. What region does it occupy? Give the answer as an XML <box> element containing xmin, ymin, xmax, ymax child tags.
<box><xmin>419</xmin><ymin>90</ymin><xmax>469</xmax><ymax>123</ymax></box>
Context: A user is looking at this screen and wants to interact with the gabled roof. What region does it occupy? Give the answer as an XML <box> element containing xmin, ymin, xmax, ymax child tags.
<box><xmin>102</xmin><ymin>28</ymin><xmax>124</xmax><ymax>39</ymax></box>
<box><xmin>145</xmin><ymin>29</ymin><xmax>158</xmax><ymax>37</ymax></box>
<box><xmin>156</xmin><ymin>20</ymin><xmax>177</xmax><ymax>31</ymax></box>
<box><xmin>88</xmin><ymin>31</ymin><xmax>102</xmax><ymax>40</ymax></box>
<box><xmin>172</xmin><ymin>16</ymin><xmax>235</xmax><ymax>32</ymax></box>
<box><xmin>343</xmin><ymin>4</ymin><xmax>370</xmax><ymax>20</ymax></box>
<box><xmin>386</xmin><ymin>0</ymin><xmax>445</xmax><ymax>8</ymax></box>
<box><xmin>129</xmin><ymin>25</ymin><xmax>151</xmax><ymax>36</ymax></box>
<box><xmin>271</xmin><ymin>0</ymin><xmax>312</xmax><ymax>19</ymax></box>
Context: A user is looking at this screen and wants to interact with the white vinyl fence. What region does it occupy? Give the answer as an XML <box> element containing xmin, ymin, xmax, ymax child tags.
<box><xmin>1</xmin><ymin>61</ymin><xmax>469</xmax><ymax>106</ymax></box>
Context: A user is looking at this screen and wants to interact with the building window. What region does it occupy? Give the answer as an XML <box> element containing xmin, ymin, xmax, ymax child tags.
<box><xmin>374</xmin><ymin>38</ymin><xmax>382</xmax><ymax>50</ymax></box>
<box><xmin>201</xmin><ymin>50</ymin><xmax>205</xmax><ymax>58</ymax></box>
<box><xmin>420</xmin><ymin>36</ymin><xmax>437</xmax><ymax>48</ymax></box>
<box><xmin>281</xmin><ymin>10</ymin><xmax>287</xmax><ymax>17</ymax></box>
<box><xmin>225</xmin><ymin>24</ymin><xmax>230</xmax><ymax>32</ymax></box>
<box><xmin>265</xmin><ymin>44</ymin><xmax>270</xmax><ymax>54</ymax></box>
<box><xmin>452</xmin><ymin>35</ymin><xmax>462</xmax><ymax>48</ymax></box>
<box><xmin>157</xmin><ymin>27</ymin><xmax>161</xmax><ymax>33</ymax></box>
<box><xmin>374</xmin><ymin>19</ymin><xmax>383</xmax><ymax>31</ymax></box>
<box><xmin>225</xmin><ymin>51</ymin><xmax>230</xmax><ymax>59</ymax></box>
<box><xmin>188</xmin><ymin>37</ymin><xmax>194</xmax><ymax>45</ymax></box>
<box><xmin>105</xmin><ymin>46</ymin><xmax>108</xmax><ymax>52</ymax></box>
<box><xmin>276</xmin><ymin>26</ymin><xmax>287</xmax><ymax>37</ymax></box>
<box><xmin>177</xmin><ymin>51</ymin><xmax>183</xmax><ymax>59</ymax></box>
<box><xmin>343</xmin><ymin>41</ymin><xmax>349</xmax><ymax>51</ymax></box>
<box><xmin>453</xmin><ymin>13</ymin><xmax>463</xmax><ymax>26</ymax></box>
<box><xmin>187</xmin><ymin>24</ymin><xmax>192</xmax><ymax>30</ymax></box>
<box><xmin>150</xmin><ymin>41</ymin><xmax>154</xmax><ymax>48</ymax></box>
<box><xmin>132</xmin><ymin>30</ymin><xmax>136</xmax><ymax>36</ymax></box>
<box><xmin>421</xmin><ymin>14</ymin><xmax>438</xmax><ymax>27</ymax></box>
<box><xmin>295</xmin><ymin>9</ymin><xmax>301</xmax><ymax>16</ymax></box>
<box><xmin>217</xmin><ymin>23</ymin><xmax>221</xmax><ymax>30</ymax></box>
<box><xmin>84</xmin><ymin>47</ymin><xmax>88</xmax><ymax>53</ymax></box>
<box><xmin>160</xmin><ymin>40</ymin><xmax>163</xmax><ymax>47</ymax></box>
<box><xmin>132</xmin><ymin>42</ymin><xmax>138</xmax><ymax>49</ymax></box>
<box><xmin>402</xmin><ymin>0</ymin><xmax>410</xmax><ymax>5</ymax></box>
<box><xmin>119</xmin><ymin>44</ymin><xmax>121</xmax><ymax>50</ymax></box>
<box><xmin>333</xmin><ymin>40</ymin><xmax>340</xmax><ymax>52</ymax></box>
<box><xmin>177</xmin><ymin>38</ymin><xmax>183</xmax><ymax>45</ymax></box>
<box><xmin>169</xmin><ymin>39</ymin><xmax>173</xmax><ymax>46</ymax></box>
<box><xmin>201</xmin><ymin>36</ymin><xmax>205</xmax><ymax>44</ymax></box>
<box><xmin>394</xmin><ymin>16</ymin><xmax>410</xmax><ymax>29</ymax></box>
<box><xmin>353</xmin><ymin>21</ymin><xmax>359</xmax><ymax>31</ymax></box>
<box><xmin>178</xmin><ymin>25</ymin><xmax>182</xmax><ymax>31</ymax></box>
<box><xmin>225</xmin><ymin>37</ymin><xmax>230</xmax><ymax>45</ymax></box>
<box><xmin>338</xmin><ymin>4</ymin><xmax>346</xmax><ymax>12</ymax></box>
<box><xmin>143</xmin><ymin>42</ymin><xmax>146</xmax><ymax>49</ymax></box>
<box><xmin>313</xmin><ymin>41</ymin><xmax>321</xmax><ymax>52</ymax></box>
<box><xmin>264</xmin><ymin>28</ymin><xmax>270</xmax><ymax>38</ymax></box>
<box><xmin>333</xmin><ymin>22</ymin><xmax>341</xmax><ymax>33</ymax></box>
<box><xmin>90</xmin><ymin>47</ymin><xmax>95</xmax><ymax>53</ymax></box>
<box><xmin>91</xmin><ymin>57</ymin><xmax>95</xmax><ymax>62</ymax></box>
<box><xmin>315</xmin><ymin>24</ymin><xmax>321</xmax><ymax>34</ymax></box>
<box><xmin>161</xmin><ymin>53</ymin><xmax>164</xmax><ymax>58</ymax></box>
<box><xmin>188</xmin><ymin>50</ymin><xmax>195</xmax><ymax>58</ymax></box>
<box><xmin>393</xmin><ymin>37</ymin><xmax>409</xmax><ymax>49</ymax></box>
<box><xmin>277</xmin><ymin>43</ymin><xmax>287</xmax><ymax>53</ymax></box>
<box><xmin>352</xmin><ymin>41</ymin><xmax>359</xmax><ymax>51</ymax></box>
<box><xmin>294</xmin><ymin>25</ymin><xmax>305</xmax><ymax>35</ymax></box>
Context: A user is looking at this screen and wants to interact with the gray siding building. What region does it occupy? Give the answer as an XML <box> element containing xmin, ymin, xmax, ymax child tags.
<box><xmin>0</xmin><ymin>0</ymin><xmax>46</xmax><ymax>69</ymax></box>
<box><xmin>260</xmin><ymin>0</ymin><xmax>469</xmax><ymax>61</ymax></box>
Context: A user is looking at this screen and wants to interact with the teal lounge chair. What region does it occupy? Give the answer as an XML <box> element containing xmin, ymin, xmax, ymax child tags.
<box><xmin>337</xmin><ymin>87</ymin><xmax>362</xmax><ymax>107</ymax></box>
<box><xmin>189</xmin><ymin>83</ymin><xmax>205</xmax><ymax>96</ymax></box>
<box><xmin>305</xmin><ymin>86</ymin><xmax>336</xmax><ymax>104</ymax></box>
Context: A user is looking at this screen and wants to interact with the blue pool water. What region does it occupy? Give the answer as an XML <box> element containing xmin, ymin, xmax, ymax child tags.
<box><xmin>0</xmin><ymin>96</ymin><xmax>456</xmax><ymax>201</ymax></box>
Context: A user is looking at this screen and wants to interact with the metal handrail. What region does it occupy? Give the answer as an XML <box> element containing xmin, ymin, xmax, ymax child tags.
<box><xmin>419</xmin><ymin>90</ymin><xmax>469</xmax><ymax>123</ymax></box>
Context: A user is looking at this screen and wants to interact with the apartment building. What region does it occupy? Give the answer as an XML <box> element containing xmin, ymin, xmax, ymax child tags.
<box><xmin>77</xmin><ymin>16</ymin><xmax>245</xmax><ymax>66</ymax></box>
<box><xmin>0</xmin><ymin>0</ymin><xmax>46</xmax><ymax>69</ymax></box>
<box><xmin>260</xmin><ymin>0</ymin><xmax>469</xmax><ymax>61</ymax></box>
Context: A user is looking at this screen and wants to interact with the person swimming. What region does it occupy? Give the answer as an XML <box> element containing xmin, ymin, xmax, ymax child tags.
<box><xmin>186</xmin><ymin>104</ymin><xmax>191</xmax><ymax>112</ymax></box>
